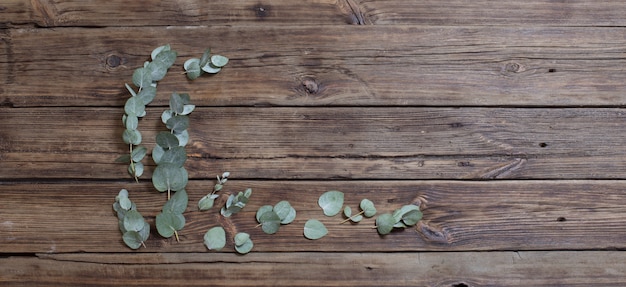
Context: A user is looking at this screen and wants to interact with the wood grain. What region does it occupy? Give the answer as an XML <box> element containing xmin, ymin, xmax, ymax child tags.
<box><xmin>2</xmin><ymin>180</ymin><xmax>626</xmax><ymax>253</ymax></box>
<box><xmin>2</xmin><ymin>107</ymin><xmax>626</xmax><ymax>180</ymax></box>
<box><xmin>3</xmin><ymin>26</ymin><xmax>626</xmax><ymax>107</ymax></box>
<box><xmin>3</xmin><ymin>251</ymin><xmax>626</xmax><ymax>286</ymax></box>
<box><xmin>4</xmin><ymin>0</ymin><xmax>626</xmax><ymax>27</ymax></box>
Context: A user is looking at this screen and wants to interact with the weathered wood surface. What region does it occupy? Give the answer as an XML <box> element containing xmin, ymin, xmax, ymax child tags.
<box><xmin>2</xmin><ymin>26</ymin><xmax>626</xmax><ymax>107</ymax></box>
<box><xmin>2</xmin><ymin>180</ymin><xmax>626</xmax><ymax>253</ymax></box>
<box><xmin>3</xmin><ymin>252</ymin><xmax>626</xmax><ymax>286</ymax></box>
<box><xmin>4</xmin><ymin>0</ymin><xmax>626</xmax><ymax>286</ymax></box>
<box><xmin>2</xmin><ymin>107</ymin><xmax>626</xmax><ymax>180</ymax></box>
<box><xmin>4</xmin><ymin>0</ymin><xmax>626</xmax><ymax>27</ymax></box>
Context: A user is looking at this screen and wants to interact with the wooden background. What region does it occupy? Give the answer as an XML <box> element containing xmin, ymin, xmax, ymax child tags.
<box><xmin>3</xmin><ymin>0</ymin><xmax>626</xmax><ymax>286</ymax></box>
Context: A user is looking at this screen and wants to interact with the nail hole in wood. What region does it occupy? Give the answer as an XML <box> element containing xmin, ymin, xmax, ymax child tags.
<box><xmin>539</xmin><ymin>142</ymin><xmax>548</xmax><ymax>148</ymax></box>
<box><xmin>557</xmin><ymin>217</ymin><xmax>566</xmax><ymax>222</ymax></box>
<box><xmin>548</xmin><ymin>68</ymin><xmax>556</xmax><ymax>73</ymax></box>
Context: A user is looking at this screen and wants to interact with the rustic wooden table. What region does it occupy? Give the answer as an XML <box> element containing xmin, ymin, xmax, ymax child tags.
<box><xmin>3</xmin><ymin>1</ymin><xmax>626</xmax><ymax>286</ymax></box>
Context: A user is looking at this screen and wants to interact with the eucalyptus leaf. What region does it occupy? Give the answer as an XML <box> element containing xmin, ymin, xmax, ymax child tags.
<box><xmin>376</xmin><ymin>213</ymin><xmax>395</xmax><ymax>235</ymax></box>
<box><xmin>256</xmin><ymin>205</ymin><xmax>274</xmax><ymax>222</ymax></box>
<box><xmin>124</xmin><ymin>97</ymin><xmax>145</xmax><ymax>117</ymax></box>
<box><xmin>122</xmin><ymin>231</ymin><xmax>144</xmax><ymax>249</ymax></box>
<box><xmin>351</xmin><ymin>215</ymin><xmax>363</xmax><ymax>222</ymax></box>
<box><xmin>132</xmin><ymin>67</ymin><xmax>153</xmax><ymax>89</ymax></box>
<box><xmin>137</xmin><ymin>86</ymin><xmax>157</xmax><ymax>105</ymax></box>
<box><xmin>166</xmin><ymin>115</ymin><xmax>190</xmax><ymax>134</ymax></box>
<box><xmin>138</xmin><ymin>222</ymin><xmax>150</xmax><ymax>242</ymax></box>
<box><xmin>161</xmin><ymin>109</ymin><xmax>174</xmax><ymax>124</ymax></box>
<box><xmin>318</xmin><ymin>190</ymin><xmax>344</xmax><ymax>216</ymax></box>
<box><xmin>124</xmin><ymin>114</ymin><xmax>139</xmax><ymax>130</ymax></box>
<box><xmin>199</xmin><ymin>48</ymin><xmax>211</xmax><ymax>67</ymax></box>
<box><xmin>152</xmin><ymin>163</ymin><xmax>188</xmax><ymax>192</ymax></box>
<box><xmin>149</xmin><ymin>50</ymin><xmax>177</xmax><ymax>81</ymax></box>
<box><xmin>198</xmin><ymin>194</ymin><xmax>219</xmax><ymax>211</ymax></box>
<box><xmin>360</xmin><ymin>199</ymin><xmax>377</xmax><ymax>217</ymax></box>
<box><xmin>235</xmin><ymin>238</ymin><xmax>253</xmax><ymax>254</ymax></box>
<box><xmin>162</xmin><ymin>189</ymin><xmax>188</xmax><ymax>214</ymax></box>
<box><xmin>119</xmin><ymin>197</ymin><xmax>132</xmax><ymax>210</ymax></box>
<box><xmin>169</xmin><ymin>93</ymin><xmax>186</xmax><ymax>114</ymax></box>
<box><xmin>184</xmin><ymin>58</ymin><xmax>201</xmax><ymax>80</ymax></box>
<box><xmin>151</xmin><ymin>44</ymin><xmax>171</xmax><ymax>61</ymax></box>
<box><xmin>392</xmin><ymin>205</ymin><xmax>420</xmax><ymax>223</ymax></box>
<box><xmin>156</xmin><ymin>211</ymin><xmax>185</xmax><ymax>238</ymax></box>
<box><xmin>131</xmin><ymin>146</ymin><xmax>147</xmax><ymax>162</ymax></box>
<box><xmin>123</xmin><ymin>210</ymin><xmax>145</xmax><ymax>232</ymax></box>
<box><xmin>159</xmin><ymin>146</ymin><xmax>187</xmax><ymax>167</ymax></box>
<box><xmin>234</xmin><ymin>233</ymin><xmax>250</xmax><ymax>246</ymax></box>
<box><xmin>156</xmin><ymin>132</ymin><xmax>180</xmax><ymax>149</ymax></box>
<box><xmin>152</xmin><ymin>144</ymin><xmax>164</xmax><ymax>164</ymax></box>
<box><xmin>204</xmin><ymin>226</ymin><xmax>226</xmax><ymax>250</ymax></box>
<box><xmin>401</xmin><ymin>209</ymin><xmax>423</xmax><ymax>226</ymax></box>
<box><xmin>174</xmin><ymin>130</ymin><xmax>189</xmax><ymax>146</ymax></box>
<box><xmin>125</xmin><ymin>83</ymin><xmax>137</xmax><ymax>97</ymax></box>
<box><xmin>180</xmin><ymin>104</ymin><xmax>195</xmax><ymax>115</ymax></box>
<box><xmin>115</xmin><ymin>154</ymin><xmax>131</xmax><ymax>163</ymax></box>
<box><xmin>201</xmin><ymin>62</ymin><xmax>222</xmax><ymax>74</ymax></box>
<box><xmin>259</xmin><ymin>211</ymin><xmax>281</xmax><ymax>234</ymax></box>
<box><xmin>211</xmin><ymin>55</ymin><xmax>229</xmax><ymax>67</ymax></box>
<box><xmin>274</xmin><ymin>201</ymin><xmax>296</xmax><ymax>224</ymax></box>
<box><xmin>129</xmin><ymin>162</ymin><xmax>144</xmax><ymax>177</ymax></box>
<box><xmin>122</xmin><ymin>129</ymin><xmax>142</xmax><ymax>145</ymax></box>
<box><xmin>343</xmin><ymin>206</ymin><xmax>352</xmax><ymax>218</ymax></box>
<box><xmin>304</xmin><ymin>219</ymin><xmax>328</xmax><ymax>240</ymax></box>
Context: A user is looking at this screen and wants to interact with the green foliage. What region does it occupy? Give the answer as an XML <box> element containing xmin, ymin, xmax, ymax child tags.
<box><xmin>204</xmin><ymin>226</ymin><xmax>226</xmax><ymax>250</ymax></box>
<box><xmin>255</xmin><ymin>200</ymin><xmax>296</xmax><ymax>234</ymax></box>
<box><xmin>119</xmin><ymin>44</ymin><xmax>177</xmax><ymax>182</ymax></box>
<box><xmin>183</xmin><ymin>48</ymin><xmax>229</xmax><ymax>80</ymax></box>
<box><xmin>113</xmin><ymin>189</ymin><xmax>149</xmax><ymax>249</ymax></box>
<box><xmin>318</xmin><ymin>190</ymin><xmax>344</xmax><ymax>216</ymax></box>
<box><xmin>304</xmin><ymin>219</ymin><xmax>328</xmax><ymax>240</ymax></box>
<box><xmin>221</xmin><ymin>188</ymin><xmax>252</xmax><ymax>217</ymax></box>
<box><xmin>375</xmin><ymin>204</ymin><xmax>423</xmax><ymax>235</ymax></box>
<box><xmin>198</xmin><ymin>172</ymin><xmax>229</xmax><ymax>211</ymax></box>
<box><xmin>155</xmin><ymin>189</ymin><xmax>188</xmax><ymax>241</ymax></box>
<box><xmin>341</xmin><ymin>198</ymin><xmax>377</xmax><ymax>224</ymax></box>
<box><xmin>234</xmin><ymin>232</ymin><xmax>254</xmax><ymax>254</ymax></box>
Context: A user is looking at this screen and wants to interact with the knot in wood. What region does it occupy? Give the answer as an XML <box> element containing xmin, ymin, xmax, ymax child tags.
<box><xmin>302</xmin><ymin>78</ymin><xmax>319</xmax><ymax>94</ymax></box>
<box><xmin>505</xmin><ymin>62</ymin><xmax>521</xmax><ymax>73</ymax></box>
<box><xmin>105</xmin><ymin>54</ymin><xmax>122</xmax><ymax>68</ymax></box>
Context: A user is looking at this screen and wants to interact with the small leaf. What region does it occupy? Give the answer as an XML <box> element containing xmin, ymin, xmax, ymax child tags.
<box><xmin>129</xmin><ymin>162</ymin><xmax>144</xmax><ymax>177</ymax></box>
<box><xmin>169</xmin><ymin>93</ymin><xmax>186</xmax><ymax>114</ymax></box>
<box><xmin>123</xmin><ymin>210</ymin><xmax>145</xmax><ymax>232</ymax></box>
<box><xmin>376</xmin><ymin>213</ymin><xmax>395</xmax><ymax>235</ymax></box>
<box><xmin>343</xmin><ymin>206</ymin><xmax>352</xmax><ymax>218</ymax></box>
<box><xmin>151</xmin><ymin>44</ymin><xmax>171</xmax><ymax>61</ymax></box>
<box><xmin>122</xmin><ymin>231</ymin><xmax>144</xmax><ymax>249</ymax></box>
<box><xmin>156</xmin><ymin>132</ymin><xmax>180</xmax><ymax>149</ymax></box>
<box><xmin>116</xmin><ymin>189</ymin><xmax>129</xmax><ymax>201</ymax></box>
<box><xmin>162</xmin><ymin>189</ymin><xmax>188</xmax><ymax>214</ymax></box>
<box><xmin>211</xmin><ymin>55</ymin><xmax>229</xmax><ymax>67</ymax></box>
<box><xmin>119</xmin><ymin>197</ymin><xmax>132</xmax><ymax>210</ymax></box>
<box><xmin>149</xmin><ymin>50</ymin><xmax>177</xmax><ymax>81</ymax></box>
<box><xmin>156</xmin><ymin>211</ymin><xmax>185</xmax><ymax>238</ymax></box>
<box><xmin>401</xmin><ymin>209</ymin><xmax>423</xmax><ymax>226</ymax></box>
<box><xmin>125</xmin><ymin>83</ymin><xmax>137</xmax><ymax>97</ymax></box>
<box><xmin>122</xmin><ymin>129</ymin><xmax>142</xmax><ymax>145</ymax></box>
<box><xmin>124</xmin><ymin>97</ymin><xmax>145</xmax><ymax>117</ymax></box>
<box><xmin>159</xmin><ymin>146</ymin><xmax>187</xmax><ymax>167</ymax></box>
<box><xmin>166</xmin><ymin>115</ymin><xmax>190</xmax><ymax>134</ymax></box>
<box><xmin>184</xmin><ymin>58</ymin><xmax>201</xmax><ymax>80</ymax></box>
<box><xmin>351</xmin><ymin>214</ymin><xmax>363</xmax><ymax>223</ymax></box>
<box><xmin>132</xmin><ymin>67</ymin><xmax>153</xmax><ymax>89</ymax></box>
<box><xmin>274</xmin><ymin>201</ymin><xmax>296</xmax><ymax>224</ymax></box>
<box><xmin>201</xmin><ymin>62</ymin><xmax>222</xmax><ymax>74</ymax></box>
<box><xmin>161</xmin><ymin>109</ymin><xmax>174</xmax><ymax>124</ymax></box>
<box><xmin>318</xmin><ymin>190</ymin><xmax>344</xmax><ymax>217</ymax></box>
<box><xmin>138</xmin><ymin>222</ymin><xmax>150</xmax><ymax>242</ymax></box>
<box><xmin>304</xmin><ymin>219</ymin><xmax>328</xmax><ymax>240</ymax></box>
<box><xmin>174</xmin><ymin>130</ymin><xmax>190</xmax><ymax>146</ymax></box>
<box><xmin>115</xmin><ymin>154</ymin><xmax>131</xmax><ymax>163</ymax></box>
<box><xmin>392</xmin><ymin>205</ymin><xmax>420</xmax><ymax>223</ymax></box>
<box><xmin>256</xmin><ymin>205</ymin><xmax>274</xmax><ymax>222</ymax></box>
<box><xmin>198</xmin><ymin>194</ymin><xmax>219</xmax><ymax>211</ymax></box>
<box><xmin>199</xmin><ymin>48</ymin><xmax>211</xmax><ymax>67</ymax></box>
<box><xmin>235</xmin><ymin>239</ymin><xmax>253</xmax><ymax>254</ymax></box>
<box><xmin>259</xmin><ymin>211</ymin><xmax>281</xmax><ymax>234</ymax></box>
<box><xmin>204</xmin><ymin>226</ymin><xmax>226</xmax><ymax>250</ymax></box>
<box><xmin>152</xmin><ymin>144</ymin><xmax>164</xmax><ymax>164</ymax></box>
<box><xmin>124</xmin><ymin>114</ymin><xmax>139</xmax><ymax>130</ymax></box>
<box><xmin>360</xmin><ymin>199</ymin><xmax>377</xmax><ymax>218</ymax></box>
<box><xmin>137</xmin><ymin>86</ymin><xmax>157</xmax><ymax>105</ymax></box>
<box><xmin>152</xmin><ymin>164</ymin><xmax>188</xmax><ymax>192</ymax></box>
<box><xmin>131</xmin><ymin>146</ymin><xmax>147</xmax><ymax>162</ymax></box>
<box><xmin>234</xmin><ymin>233</ymin><xmax>250</xmax><ymax>246</ymax></box>
<box><xmin>244</xmin><ymin>188</ymin><xmax>252</xmax><ymax>198</ymax></box>
<box><xmin>180</xmin><ymin>104</ymin><xmax>195</xmax><ymax>115</ymax></box>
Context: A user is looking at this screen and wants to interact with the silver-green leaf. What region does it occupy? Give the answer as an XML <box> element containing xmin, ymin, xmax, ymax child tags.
<box><xmin>318</xmin><ymin>190</ymin><xmax>344</xmax><ymax>217</ymax></box>
<box><xmin>304</xmin><ymin>219</ymin><xmax>328</xmax><ymax>240</ymax></box>
<box><xmin>204</xmin><ymin>226</ymin><xmax>226</xmax><ymax>250</ymax></box>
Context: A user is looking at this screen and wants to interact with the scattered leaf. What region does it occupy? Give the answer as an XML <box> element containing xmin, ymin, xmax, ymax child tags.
<box><xmin>235</xmin><ymin>239</ymin><xmax>253</xmax><ymax>254</ymax></box>
<box><xmin>234</xmin><ymin>233</ymin><xmax>250</xmax><ymax>246</ymax></box>
<box><xmin>304</xmin><ymin>219</ymin><xmax>328</xmax><ymax>240</ymax></box>
<box><xmin>184</xmin><ymin>58</ymin><xmax>201</xmax><ymax>80</ymax></box>
<box><xmin>376</xmin><ymin>213</ymin><xmax>395</xmax><ymax>235</ymax></box>
<box><xmin>360</xmin><ymin>199</ymin><xmax>377</xmax><ymax>217</ymax></box>
<box><xmin>123</xmin><ymin>210</ymin><xmax>145</xmax><ymax>232</ymax></box>
<box><xmin>198</xmin><ymin>194</ymin><xmax>219</xmax><ymax>211</ymax></box>
<box><xmin>211</xmin><ymin>55</ymin><xmax>229</xmax><ymax>67</ymax></box>
<box><xmin>318</xmin><ymin>190</ymin><xmax>344</xmax><ymax>216</ymax></box>
<box><xmin>204</xmin><ymin>226</ymin><xmax>226</xmax><ymax>250</ymax></box>
<box><xmin>256</xmin><ymin>205</ymin><xmax>274</xmax><ymax>222</ymax></box>
<box><xmin>258</xmin><ymin>211</ymin><xmax>281</xmax><ymax>234</ymax></box>
<box><xmin>122</xmin><ymin>231</ymin><xmax>144</xmax><ymax>249</ymax></box>
<box><xmin>156</xmin><ymin>211</ymin><xmax>185</xmax><ymax>238</ymax></box>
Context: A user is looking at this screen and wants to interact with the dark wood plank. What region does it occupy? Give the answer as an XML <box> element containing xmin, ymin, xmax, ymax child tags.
<box><xmin>3</xmin><ymin>26</ymin><xmax>626</xmax><ymax>107</ymax></box>
<box><xmin>2</xmin><ymin>180</ymin><xmax>626</xmax><ymax>253</ymax></box>
<box><xmin>2</xmin><ymin>107</ymin><xmax>626</xmax><ymax>180</ymax></box>
<box><xmin>5</xmin><ymin>0</ymin><xmax>626</xmax><ymax>27</ymax></box>
<box><xmin>3</xmin><ymin>251</ymin><xmax>626</xmax><ymax>286</ymax></box>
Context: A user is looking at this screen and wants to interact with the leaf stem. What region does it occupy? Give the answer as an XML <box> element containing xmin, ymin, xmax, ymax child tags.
<box><xmin>129</xmin><ymin>144</ymin><xmax>138</xmax><ymax>183</ymax></box>
<box><xmin>174</xmin><ymin>230</ymin><xmax>180</xmax><ymax>242</ymax></box>
<box><xmin>340</xmin><ymin>210</ymin><xmax>365</xmax><ymax>224</ymax></box>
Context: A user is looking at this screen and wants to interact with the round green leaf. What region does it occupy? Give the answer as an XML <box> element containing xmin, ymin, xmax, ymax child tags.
<box><xmin>304</xmin><ymin>219</ymin><xmax>328</xmax><ymax>240</ymax></box>
<box><xmin>351</xmin><ymin>215</ymin><xmax>363</xmax><ymax>223</ymax></box>
<box><xmin>174</xmin><ymin>130</ymin><xmax>189</xmax><ymax>146</ymax></box>
<box><xmin>259</xmin><ymin>211</ymin><xmax>281</xmax><ymax>234</ymax></box>
<box><xmin>204</xmin><ymin>226</ymin><xmax>226</xmax><ymax>250</ymax></box>
<box><xmin>318</xmin><ymin>190</ymin><xmax>344</xmax><ymax>216</ymax></box>
<box><xmin>401</xmin><ymin>209</ymin><xmax>423</xmax><ymax>226</ymax></box>
<box><xmin>123</xmin><ymin>210</ymin><xmax>145</xmax><ymax>232</ymax></box>
<box><xmin>124</xmin><ymin>114</ymin><xmax>138</xmax><ymax>130</ymax></box>
<box><xmin>201</xmin><ymin>62</ymin><xmax>222</xmax><ymax>74</ymax></box>
<box><xmin>128</xmin><ymin>162</ymin><xmax>144</xmax><ymax>178</ymax></box>
<box><xmin>149</xmin><ymin>50</ymin><xmax>177</xmax><ymax>81</ymax></box>
<box><xmin>161</xmin><ymin>109</ymin><xmax>174</xmax><ymax>124</ymax></box>
<box><xmin>124</xmin><ymin>97</ymin><xmax>145</xmax><ymax>117</ymax></box>
<box><xmin>274</xmin><ymin>201</ymin><xmax>293</xmax><ymax>222</ymax></box>
<box><xmin>138</xmin><ymin>222</ymin><xmax>150</xmax><ymax>242</ymax></box>
<box><xmin>211</xmin><ymin>55</ymin><xmax>229</xmax><ymax>67</ymax></box>
<box><xmin>137</xmin><ymin>86</ymin><xmax>157</xmax><ymax>105</ymax></box>
<box><xmin>151</xmin><ymin>44</ymin><xmax>171</xmax><ymax>61</ymax></box>
<box><xmin>234</xmin><ymin>233</ymin><xmax>250</xmax><ymax>246</ymax></box>
<box><xmin>116</xmin><ymin>189</ymin><xmax>129</xmax><ymax>201</ymax></box>
<box><xmin>392</xmin><ymin>205</ymin><xmax>420</xmax><ymax>223</ymax></box>
<box><xmin>131</xmin><ymin>146</ymin><xmax>147</xmax><ymax>162</ymax></box>
<box><xmin>156</xmin><ymin>132</ymin><xmax>180</xmax><ymax>149</ymax></box>
<box><xmin>184</xmin><ymin>58</ymin><xmax>201</xmax><ymax>80</ymax></box>
<box><xmin>122</xmin><ymin>129</ymin><xmax>142</xmax><ymax>145</ymax></box>
<box><xmin>180</xmin><ymin>104</ymin><xmax>195</xmax><ymax>116</ymax></box>
<box><xmin>343</xmin><ymin>206</ymin><xmax>352</xmax><ymax>218</ymax></box>
<box><xmin>163</xmin><ymin>189</ymin><xmax>188</xmax><ymax>214</ymax></box>
<box><xmin>156</xmin><ymin>211</ymin><xmax>185</xmax><ymax>238</ymax></box>
<box><xmin>166</xmin><ymin>115</ymin><xmax>190</xmax><ymax>134</ymax></box>
<box><xmin>256</xmin><ymin>205</ymin><xmax>274</xmax><ymax>222</ymax></box>
<box><xmin>235</xmin><ymin>239</ymin><xmax>253</xmax><ymax>254</ymax></box>
<box><xmin>119</xmin><ymin>197</ymin><xmax>132</xmax><ymax>210</ymax></box>
<box><xmin>122</xmin><ymin>231</ymin><xmax>144</xmax><ymax>249</ymax></box>
<box><xmin>160</xmin><ymin>146</ymin><xmax>187</xmax><ymax>167</ymax></box>
<box><xmin>360</xmin><ymin>199</ymin><xmax>377</xmax><ymax>218</ymax></box>
<box><xmin>132</xmin><ymin>67</ymin><xmax>153</xmax><ymax>89</ymax></box>
<box><xmin>152</xmin><ymin>164</ymin><xmax>188</xmax><ymax>192</ymax></box>
<box><xmin>376</xmin><ymin>213</ymin><xmax>396</xmax><ymax>235</ymax></box>
<box><xmin>198</xmin><ymin>194</ymin><xmax>219</xmax><ymax>211</ymax></box>
<box><xmin>169</xmin><ymin>93</ymin><xmax>186</xmax><ymax>114</ymax></box>
<box><xmin>152</xmin><ymin>144</ymin><xmax>164</xmax><ymax>164</ymax></box>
